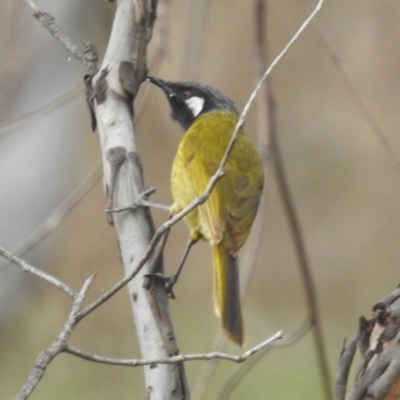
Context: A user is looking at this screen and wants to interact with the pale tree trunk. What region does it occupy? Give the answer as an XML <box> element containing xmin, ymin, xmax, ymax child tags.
<box><xmin>91</xmin><ymin>1</ymin><xmax>189</xmax><ymax>398</ymax></box>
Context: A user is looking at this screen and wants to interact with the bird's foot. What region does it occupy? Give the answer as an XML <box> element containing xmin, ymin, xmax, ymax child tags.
<box><xmin>144</xmin><ymin>272</ymin><xmax>178</xmax><ymax>299</ymax></box>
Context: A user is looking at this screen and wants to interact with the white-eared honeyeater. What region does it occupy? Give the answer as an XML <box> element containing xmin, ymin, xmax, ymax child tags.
<box><xmin>148</xmin><ymin>77</ymin><xmax>264</xmax><ymax>345</ymax></box>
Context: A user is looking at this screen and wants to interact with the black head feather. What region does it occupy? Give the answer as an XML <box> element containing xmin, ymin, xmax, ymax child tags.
<box><xmin>148</xmin><ymin>76</ymin><xmax>237</xmax><ymax>130</ymax></box>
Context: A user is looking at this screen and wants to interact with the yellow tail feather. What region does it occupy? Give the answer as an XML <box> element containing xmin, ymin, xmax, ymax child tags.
<box><xmin>212</xmin><ymin>241</ymin><xmax>244</xmax><ymax>346</ymax></box>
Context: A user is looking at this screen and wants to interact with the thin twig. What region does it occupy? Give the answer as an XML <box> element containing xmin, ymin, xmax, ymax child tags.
<box><xmin>0</xmin><ymin>82</ymin><xmax>83</xmax><ymax>136</ymax></box>
<box><xmin>0</xmin><ymin>247</ymin><xmax>76</xmax><ymax>298</ymax></box>
<box><xmin>65</xmin><ymin>331</ymin><xmax>283</xmax><ymax>366</ymax></box>
<box><xmin>24</xmin><ymin>0</ymin><xmax>98</xmax><ymax>74</ymax></box>
<box><xmin>15</xmin><ymin>274</ymin><xmax>95</xmax><ymax>400</ymax></box>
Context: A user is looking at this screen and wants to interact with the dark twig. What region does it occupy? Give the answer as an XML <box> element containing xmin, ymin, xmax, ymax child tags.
<box><xmin>14</xmin><ymin>274</ymin><xmax>95</xmax><ymax>400</ymax></box>
<box><xmin>24</xmin><ymin>0</ymin><xmax>98</xmax><ymax>74</ymax></box>
<box><xmin>65</xmin><ymin>331</ymin><xmax>283</xmax><ymax>366</ymax></box>
<box><xmin>0</xmin><ymin>247</ymin><xmax>76</xmax><ymax>298</ymax></box>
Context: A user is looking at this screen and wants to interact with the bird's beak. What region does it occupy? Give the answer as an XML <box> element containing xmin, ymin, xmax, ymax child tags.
<box><xmin>147</xmin><ymin>76</ymin><xmax>177</xmax><ymax>98</ymax></box>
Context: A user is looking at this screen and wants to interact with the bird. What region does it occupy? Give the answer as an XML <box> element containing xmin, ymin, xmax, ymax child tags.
<box><xmin>147</xmin><ymin>76</ymin><xmax>264</xmax><ymax>345</ymax></box>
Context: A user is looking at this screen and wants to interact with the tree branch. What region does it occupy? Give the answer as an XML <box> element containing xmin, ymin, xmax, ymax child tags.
<box><xmin>14</xmin><ymin>275</ymin><xmax>95</xmax><ymax>400</ymax></box>
<box><xmin>24</xmin><ymin>0</ymin><xmax>98</xmax><ymax>74</ymax></box>
<box><xmin>89</xmin><ymin>1</ymin><xmax>189</xmax><ymax>398</ymax></box>
<box><xmin>0</xmin><ymin>247</ymin><xmax>76</xmax><ymax>298</ymax></box>
<box><xmin>64</xmin><ymin>331</ymin><xmax>283</xmax><ymax>366</ymax></box>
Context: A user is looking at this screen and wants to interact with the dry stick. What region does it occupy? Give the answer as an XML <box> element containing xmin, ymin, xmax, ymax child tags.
<box><xmin>0</xmin><ymin>162</ymin><xmax>101</xmax><ymax>272</ymax></box>
<box><xmin>65</xmin><ymin>331</ymin><xmax>283</xmax><ymax>366</ymax></box>
<box><xmin>0</xmin><ymin>246</ymin><xmax>76</xmax><ymax>298</ymax></box>
<box><xmin>219</xmin><ymin>320</ymin><xmax>312</xmax><ymax>399</ymax></box>
<box><xmin>0</xmin><ymin>82</ymin><xmax>83</xmax><ymax>136</ymax></box>
<box><xmin>14</xmin><ymin>274</ymin><xmax>95</xmax><ymax>400</ymax></box>
<box><xmin>24</xmin><ymin>0</ymin><xmax>98</xmax><ymax>75</ymax></box>
<box><xmin>311</xmin><ymin>17</ymin><xmax>400</xmax><ymax>167</ymax></box>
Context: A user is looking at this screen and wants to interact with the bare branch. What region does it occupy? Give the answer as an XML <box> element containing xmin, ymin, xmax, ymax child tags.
<box><xmin>65</xmin><ymin>331</ymin><xmax>283</xmax><ymax>366</ymax></box>
<box><xmin>14</xmin><ymin>275</ymin><xmax>95</xmax><ymax>400</ymax></box>
<box><xmin>24</xmin><ymin>0</ymin><xmax>98</xmax><ymax>74</ymax></box>
<box><xmin>0</xmin><ymin>247</ymin><xmax>76</xmax><ymax>298</ymax></box>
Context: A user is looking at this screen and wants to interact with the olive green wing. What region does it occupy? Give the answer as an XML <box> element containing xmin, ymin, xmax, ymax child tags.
<box><xmin>185</xmin><ymin>143</ymin><xmax>263</xmax><ymax>253</ymax></box>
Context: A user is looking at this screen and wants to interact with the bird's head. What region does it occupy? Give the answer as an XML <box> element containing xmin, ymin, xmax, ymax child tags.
<box><xmin>147</xmin><ymin>76</ymin><xmax>237</xmax><ymax>131</ymax></box>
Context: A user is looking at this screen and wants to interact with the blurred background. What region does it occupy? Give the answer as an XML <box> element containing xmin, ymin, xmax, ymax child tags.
<box><xmin>1</xmin><ymin>0</ymin><xmax>400</xmax><ymax>398</ymax></box>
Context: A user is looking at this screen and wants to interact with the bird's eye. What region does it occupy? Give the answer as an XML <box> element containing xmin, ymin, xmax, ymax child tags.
<box><xmin>181</xmin><ymin>91</ymin><xmax>192</xmax><ymax>100</ymax></box>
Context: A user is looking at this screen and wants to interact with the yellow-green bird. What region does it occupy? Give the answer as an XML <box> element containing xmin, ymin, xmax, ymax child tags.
<box><xmin>148</xmin><ymin>77</ymin><xmax>264</xmax><ymax>345</ymax></box>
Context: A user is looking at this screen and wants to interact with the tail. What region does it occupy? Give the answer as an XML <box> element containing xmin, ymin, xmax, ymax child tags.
<box><xmin>212</xmin><ymin>241</ymin><xmax>244</xmax><ymax>346</ymax></box>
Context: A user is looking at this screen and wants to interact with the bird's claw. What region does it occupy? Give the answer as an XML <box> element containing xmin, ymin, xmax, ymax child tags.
<box><xmin>144</xmin><ymin>273</ymin><xmax>177</xmax><ymax>299</ymax></box>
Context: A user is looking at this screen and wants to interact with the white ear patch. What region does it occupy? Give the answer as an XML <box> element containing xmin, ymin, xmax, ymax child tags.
<box><xmin>185</xmin><ymin>96</ymin><xmax>205</xmax><ymax>117</ymax></box>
